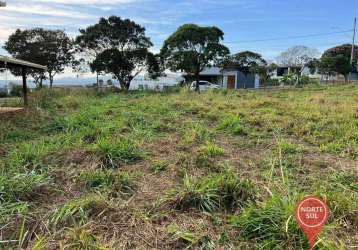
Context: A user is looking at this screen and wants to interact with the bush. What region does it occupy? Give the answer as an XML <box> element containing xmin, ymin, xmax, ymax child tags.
<box><xmin>298</xmin><ymin>75</ymin><xmax>310</xmax><ymax>85</ymax></box>
<box><xmin>0</xmin><ymin>89</ymin><xmax>8</xmax><ymax>98</ymax></box>
<box><xmin>281</xmin><ymin>74</ymin><xmax>297</xmax><ymax>85</ymax></box>
<box><xmin>265</xmin><ymin>78</ymin><xmax>280</xmax><ymax>86</ymax></box>
<box><xmin>9</xmin><ymin>83</ymin><xmax>26</xmax><ymax>97</ymax></box>
<box><xmin>163</xmin><ymin>171</ymin><xmax>256</xmax><ymax>212</ymax></box>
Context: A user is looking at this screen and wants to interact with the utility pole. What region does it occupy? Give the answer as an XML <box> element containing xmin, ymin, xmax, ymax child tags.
<box><xmin>349</xmin><ymin>17</ymin><xmax>356</xmax><ymax>82</ymax></box>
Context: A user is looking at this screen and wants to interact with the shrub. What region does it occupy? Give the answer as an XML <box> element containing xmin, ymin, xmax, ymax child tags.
<box><xmin>163</xmin><ymin>171</ymin><xmax>256</xmax><ymax>212</ymax></box>
<box><xmin>281</xmin><ymin>74</ymin><xmax>297</xmax><ymax>85</ymax></box>
<box><xmin>9</xmin><ymin>83</ymin><xmax>26</xmax><ymax>97</ymax></box>
<box><xmin>298</xmin><ymin>75</ymin><xmax>310</xmax><ymax>85</ymax></box>
<box><xmin>265</xmin><ymin>78</ymin><xmax>280</xmax><ymax>86</ymax></box>
<box><xmin>0</xmin><ymin>89</ymin><xmax>8</xmax><ymax>98</ymax></box>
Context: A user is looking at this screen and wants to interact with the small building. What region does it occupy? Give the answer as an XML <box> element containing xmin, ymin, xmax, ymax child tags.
<box><xmin>270</xmin><ymin>65</ymin><xmax>301</xmax><ymax>79</ymax></box>
<box><xmin>187</xmin><ymin>67</ymin><xmax>260</xmax><ymax>89</ymax></box>
<box><xmin>0</xmin><ymin>55</ymin><xmax>46</xmax><ymax>106</ymax></box>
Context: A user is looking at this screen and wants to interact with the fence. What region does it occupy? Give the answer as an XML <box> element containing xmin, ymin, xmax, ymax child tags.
<box><xmin>129</xmin><ymin>78</ymin><xmax>180</xmax><ymax>91</ymax></box>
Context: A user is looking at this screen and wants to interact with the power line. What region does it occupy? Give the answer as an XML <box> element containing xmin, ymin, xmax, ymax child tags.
<box><xmin>224</xmin><ymin>30</ymin><xmax>353</xmax><ymax>44</ymax></box>
<box><xmin>152</xmin><ymin>29</ymin><xmax>353</xmax><ymax>47</ymax></box>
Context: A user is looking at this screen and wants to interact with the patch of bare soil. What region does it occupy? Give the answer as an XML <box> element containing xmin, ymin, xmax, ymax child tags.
<box><xmin>302</xmin><ymin>152</ymin><xmax>358</xmax><ymax>172</ymax></box>
<box><xmin>59</xmin><ymin>148</ymin><xmax>100</xmax><ymax>169</ymax></box>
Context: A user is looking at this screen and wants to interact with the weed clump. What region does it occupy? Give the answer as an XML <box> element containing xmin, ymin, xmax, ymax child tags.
<box><xmin>151</xmin><ymin>160</ymin><xmax>169</xmax><ymax>173</ymax></box>
<box><xmin>218</xmin><ymin>115</ymin><xmax>247</xmax><ymax>136</ymax></box>
<box><xmin>278</xmin><ymin>139</ymin><xmax>304</xmax><ymax>155</ymax></box>
<box><xmin>163</xmin><ymin>171</ymin><xmax>256</xmax><ymax>212</ymax></box>
<box><xmin>78</xmin><ymin>170</ymin><xmax>138</xmax><ymax>194</ymax></box>
<box><xmin>50</xmin><ymin>194</ymin><xmax>111</xmax><ymax>228</ymax></box>
<box><xmin>95</xmin><ymin>137</ymin><xmax>144</xmax><ymax>168</ymax></box>
<box><xmin>229</xmin><ymin>195</ymin><xmax>309</xmax><ymax>249</ymax></box>
<box><xmin>200</xmin><ymin>141</ymin><xmax>225</xmax><ymax>158</ymax></box>
<box><xmin>195</xmin><ymin>141</ymin><xmax>225</xmax><ymax>169</ymax></box>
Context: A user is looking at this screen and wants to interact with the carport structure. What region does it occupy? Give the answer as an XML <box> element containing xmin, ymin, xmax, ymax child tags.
<box><xmin>0</xmin><ymin>55</ymin><xmax>47</xmax><ymax>107</ymax></box>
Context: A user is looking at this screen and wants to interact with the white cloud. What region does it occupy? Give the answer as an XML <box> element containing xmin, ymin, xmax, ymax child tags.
<box><xmin>32</xmin><ymin>0</ymin><xmax>141</xmax><ymax>5</ymax></box>
<box><xmin>3</xmin><ymin>3</ymin><xmax>93</xmax><ymax>19</ymax></box>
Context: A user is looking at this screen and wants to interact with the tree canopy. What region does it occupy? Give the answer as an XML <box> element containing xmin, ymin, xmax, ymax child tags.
<box><xmin>222</xmin><ymin>51</ymin><xmax>267</xmax><ymax>75</ymax></box>
<box><xmin>221</xmin><ymin>51</ymin><xmax>266</xmax><ymax>88</ymax></box>
<box><xmin>276</xmin><ymin>45</ymin><xmax>319</xmax><ymax>68</ymax></box>
<box><xmin>4</xmin><ymin>28</ymin><xmax>74</xmax><ymax>87</ymax></box>
<box><xmin>160</xmin><ymin>24</ymin><xmax>230</xmax><ymax>91</ymax></box>
<box><xmin>320</xmin><ymin>44</ymin><xmax>358</xmax><ymax>82</ymax></box>
<box><xmin>77</xmin><ymin>16</ymin><xmax>158</xmax><ymax>90</ymax></box>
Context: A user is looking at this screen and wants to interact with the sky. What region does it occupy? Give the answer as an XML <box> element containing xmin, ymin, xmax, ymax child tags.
<box><xmin>0</xmin><ymin>0</ymin><xmax>358</xmax><ymax>81</ymax></box>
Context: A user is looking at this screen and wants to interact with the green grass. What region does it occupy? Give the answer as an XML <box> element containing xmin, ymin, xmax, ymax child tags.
<box><xmin>0</xmin><ymin>85</ymin><xmax>357</xmax><ymax>248</ymax></box>
<box><xmin>50</xmin><ymin>194</ymin><xmax>112</xmax><ymax>228</ymax></box>
<box><xmin>78</xmin><ymin>169</ymin><xmax>139</xmax><ymax>194</ymax></box>
<box><xmin>163</xmin><ymin>171</ymin><xmax>256</xmax><ymax>212</ymax></box>
<box><xmin>95</xmin><ymin>137</ymin><xmax>144</xmax><ymax>168</ymax></box>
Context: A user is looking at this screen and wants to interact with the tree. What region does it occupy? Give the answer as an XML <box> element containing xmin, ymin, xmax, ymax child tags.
<box><xmin>276</xmin><ymin>46</ymin><xmax>319</xmax><ymax>68</ymax></box>
<box><xmin>4</xmin><ymin>28</ymin><xmax>74</xmax><ymax>88</ymax></box>
<box><xmin>76</xmin><ymin>16</ymin><xmax>158</xmax><ymax>91</ymax></box>
<box><xmin>320</xmin><ymin>44</ymin><xmax>358</xmax><ymax>82</ymax></box>
<box><xmin>222</xmin><ymin>51</ymin><xmax>266</xmax><ymax>88</ymax></box>
<box><xmin>318</xmin><ymin>56</ymin><xmax>336</xmax><ymax>83</ymax></box>
<box><xmin>160</xmin><ymin>24</ymin><xmax>230</xmax><ymax>91</ymax></box>
<box><xmin>91</xmin><ymin>48</ymin><xmax>159</xmax><ymax>90</ymax></box>
<box><xmin>306</xmin><ymin>58</ymin><xmax>320</xmax><ymax>75</ymax></box>
<box><xmin>276</xmin><ymin>46</ymin><xmax>319</xmax><ymax>84</ymax></box>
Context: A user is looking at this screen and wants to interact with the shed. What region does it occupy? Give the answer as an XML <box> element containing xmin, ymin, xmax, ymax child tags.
<box><xmin>0</xmin><ymin>55</ymin><xmax>47</xmax><ymax>106</ymax></box>
<box><xmin>195</xmin><ymin>67</ymin><xmax>260</xmax><ymax>89</ymax></box>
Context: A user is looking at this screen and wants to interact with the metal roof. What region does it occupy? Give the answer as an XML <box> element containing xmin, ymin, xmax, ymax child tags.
<box><xmin>200</xmin><ymin>67</ymin><xmax>222</xmax><ymax>76</ymax></box>
<box><xmin>0</xmin><ymin>55</ymin><xmax>47</xmax><ymax>70</ymax></box>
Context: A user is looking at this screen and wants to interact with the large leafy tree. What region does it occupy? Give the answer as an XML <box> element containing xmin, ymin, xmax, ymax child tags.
<box><xmin>4</xmin><ymin>28</ymin><xmax>74</xmax><ymax>87</ymax></box>
<box><xmin>320</xmin><ymin>44</ymin><xmax>358</xmax><ymax>82</ymax></box>
<box><xmin>160</xmin><ymin>24</ymin><xmax>230</xmax><ymax>91</ymax></box>
<box><xmin>222</xmin><ymin>51</ymin><xmax>266</xmax><ymax>88</ymax></box>
<box><xmin>76</xmin><ymin>16</ymin><xmax>158</xmax><ymax>91</ymax></box>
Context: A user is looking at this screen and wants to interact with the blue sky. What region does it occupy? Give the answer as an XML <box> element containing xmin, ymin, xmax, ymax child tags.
<box><xmin>0</xmin><ymin>0</ymin><xmax>358</xmax><ymax>79</ymax></box>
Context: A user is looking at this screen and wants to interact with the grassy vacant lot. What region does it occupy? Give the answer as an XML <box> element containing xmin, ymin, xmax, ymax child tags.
<box><xmin>0</xmin><ymin>85</ymin><xmax>357</xmax><ymax>249</ymax></box>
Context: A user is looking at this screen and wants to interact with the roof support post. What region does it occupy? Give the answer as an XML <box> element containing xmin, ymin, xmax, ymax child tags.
<box><xmin>22</xmin><ymin>67</ymin><xmax>28</xmax><ymax>106</ymax></box>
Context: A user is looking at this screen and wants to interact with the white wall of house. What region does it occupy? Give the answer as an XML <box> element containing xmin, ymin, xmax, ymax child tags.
<box><xmin>255</xmin><ymin>74</ymin><xmax>260</xmax><ymax>88</ymax></box>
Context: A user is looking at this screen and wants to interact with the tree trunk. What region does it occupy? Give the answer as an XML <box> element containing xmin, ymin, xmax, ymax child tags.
<box><xmin>39</xmin><ymin>78</ymin><xmax>43</xmax><ymax>88</ymax></box>
<box><xmin>344</xmin><ymin>74</ymin><xmax>348</xmax><ymax>83</ymax></box>
<box><xmin>49</xmin><ymin>75</ymin><xmax>54</xmax><ymax>88</ymax></box>
<box><xmin>125</xmin><ymin>81</ymin><xmax>130</xmax><ymax>91</ymax></box>
<box><xmin>195</xmin><ymin>72</ymin><xmax>200</xmax><ymax>92</ymax></box>
<box><xmin>96</xmin><ymin>72</ymin><xmax>99</xmax><ymax>90</ymax></box>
